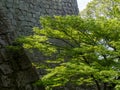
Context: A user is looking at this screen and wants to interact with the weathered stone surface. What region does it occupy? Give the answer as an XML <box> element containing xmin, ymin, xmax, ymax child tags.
<box><xmin>0</xmin><ymin>0</ymin><xmax>78</xmax><ymax>36</ymax></box>
<box><xmin>16</xmin><ymin>67</ymin><xmax>39</xmax><ymax>87</ymax></box>
<box><xmin>0</xmin><ymin>8</ymin><xmax>40</xmax><ymax>90</ymax></box>
<box><xmin>0</xmin><ymin>63</ymin><xmax>13</xmax><ymax>75</ymax></box>
<box><xmin>1</xmin><ymin>75</ymin><xmax>13</xmax><ymax>87</ymax></box>
<box><xmin>0</xmin><ymin>49</ymin><xmax>7</xmax><ymax>63</ymax></box>
<box><xmin>13</xmin><ymin>48</ymin><xmax>32</xmax><ymax>70</ymax></box>
<box><xmin>25</xmin><ymin>84</ymin><xmax>32</xmax><ymax>90</ymax></box>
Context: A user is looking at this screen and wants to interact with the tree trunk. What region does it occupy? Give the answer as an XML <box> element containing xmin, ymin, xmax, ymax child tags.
<box><xmin>103</xmin><ymin>83</ymin><xmax>107</xmax><ymax>90</ymax></box>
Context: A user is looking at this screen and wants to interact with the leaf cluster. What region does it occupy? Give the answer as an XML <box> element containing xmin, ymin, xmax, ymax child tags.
<box><xmin>19</xmin><ymin>15</ymin><xmax>120</xmax><ymax>90</ymax></box>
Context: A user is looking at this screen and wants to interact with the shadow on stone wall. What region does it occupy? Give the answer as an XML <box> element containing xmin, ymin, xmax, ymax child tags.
<box><xmin>0</xmin><ymin>9</ymin><xmax>42</xmax><ymax>90</ymax></box>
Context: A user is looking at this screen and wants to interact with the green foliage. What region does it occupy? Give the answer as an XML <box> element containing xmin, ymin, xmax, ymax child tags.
<box><xmin>80</xmin><ymin>0</ymin><xmax>120</xmax><ymax>19</ymax></box>
<box><xmin>18</xmin><ymin>15</ymin><xmax>120</xmax><ymax>90</ymax></box>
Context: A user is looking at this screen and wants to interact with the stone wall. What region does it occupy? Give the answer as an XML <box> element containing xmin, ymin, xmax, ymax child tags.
<box><xmin>0</xmin><ymin>0</ymin><xmax>78</xmax><ymax>36</ymax></box>
<box><xmin>0</xmin><ymin>0</ymin><xmax>79</xmax><ymax>90</ymax></box>
<box><xmin>0</xmin><ymin>9</ymin><xmax>40</xmax><ymax>90</ymax></box>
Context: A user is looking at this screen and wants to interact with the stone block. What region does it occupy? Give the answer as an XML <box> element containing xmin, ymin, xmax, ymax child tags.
<box><xmin>6</xmin><ymin>2</ymin><xmax>13</xmax><ymax>8</ymax></box>
<box><xmin>0</xmin><ymin>3</ymin><xmax>3</xmax><ymax>7</ymax></box>
<box><xmin>16</xmin><ymin>67</ymin><xmax>39</xmax><ymax>87</ymax></box>
<box><xmin>29</xmin><ymin>4</ymin><xmax>34</xmax><ymax>9</ymax></box>
<box><xmin>21</xmin><ymin>10</ymin><xmax>27</xmax><ymax>15</ymax></box>
<box><xmin>6</xmin><ymin>0</ymin><xmax>14</xmax><ymax>3</ymax></box>
<box><xmin>18</xmin><ymin>58</ymin><xmax>32</xmax><ymax>70</ymax></box>
<box><xmin>7</xmin><ymin>13</ymin><xmax>13</xmax><ymax>19</ymax></box>
<box><xmin>14</xmin><ymin>0</ymin><xmax>19</xmax><ymax>4</ymax></box>
<box><xmin>21</xmin><ymin>21</ymin><xmax>28</xmax><ymax>26</ymax></box>
<box><xmin>11</xmin><ymin>19</ymin><xmax>17</xmax><ymax>26</ymax></box>
<box><xmin>10</xmin><ymin>48</ymin><xmax>32</xmax><ymax>70</ymax></box>
<box><xmin>8</xmin><ymin>8</ymin><xmax>15</xmax><ymax>14</ymax></box>
<box><xmin>28</xmin><ymin>13</ymin><xmax>33</xmax><ymax>18</ymax></box>
<box><xmin>0</xmin><ymin>38</ymin><xmax>7</xmax><ymax>46</ymax></box>
<box><xmin>30</xmin><ymin>18</ymin><xmax>36</xmax><ymax>23</ymax></box>
<box><xmin>0</xmin><ymin>63</ymin><xmax>13</xmax><ymax>75</ymax></box>
<box><xmin>0</xmin><ymin>49</ymin><xmax>8</xmax><ymax>61</ymax></box>
<box><xmin>1</xmin><ymin>75</ymin><xmax>13</xmax><ymax>87</ymax></box>
<box><xmin>18</xmin><ymin>16</ymin><xmax>25</xmax><ymax>21</ymax></box>
<box><xmin>25</xmin><ymin>84</ymin><xmax>32</xmax><ymax>90</ymax></box>
<box><xmin>19</xmin><ymin>1</ymin><xmax>25</xmax><ymax>9</ymax></box>
<box><xmin>0</xmin><ymin>51</ymin><xmax>4</xmax><ymax>63</ymax></box>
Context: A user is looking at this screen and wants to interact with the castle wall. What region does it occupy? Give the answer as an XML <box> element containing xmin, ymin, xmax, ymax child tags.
<box><xmin>0</xmin><ymin>9</ymin><xmax>40</xmax><ymax>90</ymax></box>
<box><xmin>0</xmin><ymin>0</ymin><xmax>78</xmax><ymax>36</ymax></box>
<box><xmin>0</xmin><ymin>0</ymin><xmax>78</xmax><ymax>90</ymax></box>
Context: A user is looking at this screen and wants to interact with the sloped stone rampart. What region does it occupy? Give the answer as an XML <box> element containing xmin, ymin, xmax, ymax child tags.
<box><xmin>0</xmin><ymin>0</ymin><xmax>78</xmax><ymax>90</ymax></box>
<box><xmin>0</xmin><ymin>9</ymin><xmax>41</xmax><ymax>90</ymax></box>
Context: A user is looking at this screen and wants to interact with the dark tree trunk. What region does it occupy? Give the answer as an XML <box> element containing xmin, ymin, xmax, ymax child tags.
<box><xmin>103</xmin><ymin>83</ymin><xmax>107</xmax><ymax>90</ymax></box>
